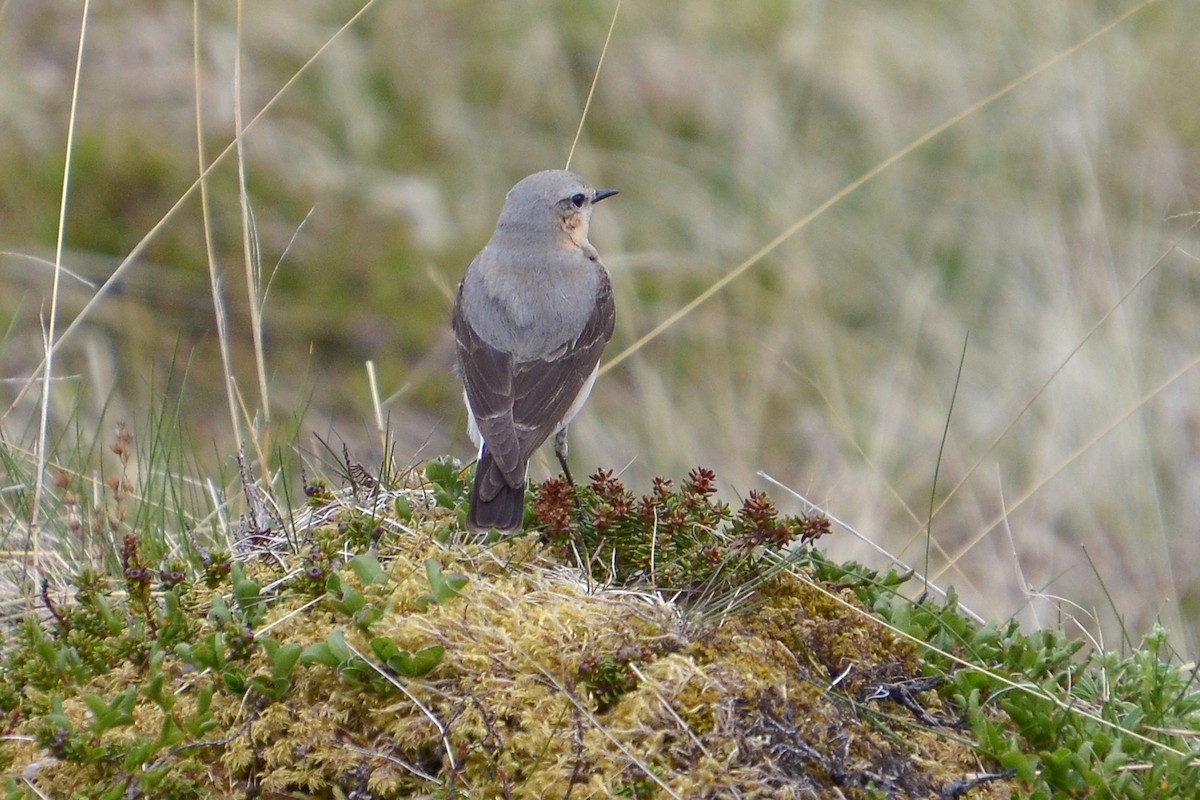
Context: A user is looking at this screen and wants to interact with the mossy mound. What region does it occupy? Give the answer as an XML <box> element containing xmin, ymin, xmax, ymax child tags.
<box><xmin>0</xmin><ymin>463</ymin><xmax>1015</xmax><ymax>799</ymax></box>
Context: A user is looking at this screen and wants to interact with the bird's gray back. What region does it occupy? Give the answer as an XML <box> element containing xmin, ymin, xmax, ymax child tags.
<box><xmin>460</xmin><ymin>242</ymin><xmax>602</xmax><ymax>361</ymax></box>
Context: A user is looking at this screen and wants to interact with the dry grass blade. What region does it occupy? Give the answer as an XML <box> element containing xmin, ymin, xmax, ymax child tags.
<box><xmin>234</xmin><ymin>0</ymin><xmax>272</xmax><ymax>426</ymax></box>
<box><xmin>599</xmin><ymin>0</ymin><xmax>1159</xmax><ymax>376</ymax></box>
<box><xmin>193</xmin><ymin>0</ymin><xmax>243</xmax><ymax>453</ymax></box>
<box><xmin>915</xmin><ymin>217</ymin><xmax>1200</xmax><ymax>546</ymax></box>
<box><xmin>0</xmin><ymin>0</ymin><xmax>384</xmax><ymax>427</ymax></box>
<box><xmin>28</xmin><ymin>0</ymin><xmax>91</xmax><ymax>593</ymax></box>
<box><xmin>757</xmin><ymin>470</ymin><xmax>986</xmax><ymax>625</ymax></box>
<box><xmin>565</xmin><ymin>0</ymin><xmax>622</xmax><ymax>172</ymax></box>
<box><xmin>934</xmin><ymin>349</ymin><xmax>1200</xmax><ymax>582</ymax></box>
<box><xmin>792</xmin><ymin>569</ymin><xmax>1191</xmax><ymax>760</ymax></box>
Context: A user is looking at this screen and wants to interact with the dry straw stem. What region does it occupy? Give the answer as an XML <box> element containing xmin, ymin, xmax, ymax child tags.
<box><xmin>936</xmin><ymin>346</ymin><xmax>1200</xmax><ymax>584</ymax></box>
<box><xmin>792</xmin><ymin>567</ymin><xmax>1190</xmax><ymax>762</ymax></box>
<box><xmin>599</xmin><ymin>0</ymin><xmax>1159</xmax><ymax>377</ymax></box>
<box><xmin>233</xmin><ymin>0</ymin><xmax>273</xmax><ymax>427</ymax></box>
<box><xmin>564</xmin><ymin>0</ymin><xmax>622</xmax><ymax>173</ymax></box>
<box><xmin>0</xmin><ymin>0</ymin><xmax>384</xmax><ymax>428</ymax></box>
<box><xmin>758</xmin><ymin>470</ymin><xmax>987</xmax><ymax>626</ymax></box>
<box><xmin>193</xmin><ymin>0</ymin><xmax>243</xmax><ymax>455</ymax></box>
<box><xmin>929</xmin><ymin>220</ymin><xmax>1200</xmax><ymax>579</ymax></box>
<box><xmin>365</xmin><ymin>360</ymin><xmax>390</xmax><ymax>457</ymax></box>
<box><xmin>28</xmin><ymin>0</ymin><xmax>91</xmax><ymax>591</ymax></box>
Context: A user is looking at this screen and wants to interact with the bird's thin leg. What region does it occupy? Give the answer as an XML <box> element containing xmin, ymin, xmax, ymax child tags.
<box><xmin>554</xmin><ymin>428</ymin><xmax>589</xmax><ymax>529</ymax></box>
<box><xmin>555</xmin><ymin>429</ymin><xmax>594</xmax><ymax>581</ymax></box>
<box><xmin>554</xmin><ymin>428</ymin><xmax>576</xmax><ymax>489</ymax></box>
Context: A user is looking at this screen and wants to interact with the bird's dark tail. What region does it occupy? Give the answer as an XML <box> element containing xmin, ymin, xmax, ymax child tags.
<box><xmin>468</xmin><ymin>449</ymin><xmax>526</xmax><ymax>533</ymax></box>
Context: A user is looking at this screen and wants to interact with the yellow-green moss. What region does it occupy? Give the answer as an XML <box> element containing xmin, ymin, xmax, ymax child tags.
<box><xmin>1</xmin><ymin>481</ymin><xmax>1016</xmax><ymax>799</ymax></box>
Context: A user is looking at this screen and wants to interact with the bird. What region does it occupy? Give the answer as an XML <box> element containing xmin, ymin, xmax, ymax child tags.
<box><xmin>452</xmin><ymin>169</ymin><xmax>618</xmax><ymax>533</ymax></box>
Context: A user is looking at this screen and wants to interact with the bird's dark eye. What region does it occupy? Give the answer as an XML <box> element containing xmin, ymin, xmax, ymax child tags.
<box><xmin>570</xmin><ymin>193</ymin><xmax>586</xmax><ymax>208</ymax></box>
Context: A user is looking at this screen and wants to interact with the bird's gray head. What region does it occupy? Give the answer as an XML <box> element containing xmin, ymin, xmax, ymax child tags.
<box><xmin>493</xmin><ymin>169</ymin><xmax>618</xmax><ymax>249</ymax></box>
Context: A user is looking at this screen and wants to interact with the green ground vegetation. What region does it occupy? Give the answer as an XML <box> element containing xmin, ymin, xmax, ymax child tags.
<box><xmin>0</xmin><ymin>443</ymin><xmax>1196</xmax><ymax>798</ymax></box>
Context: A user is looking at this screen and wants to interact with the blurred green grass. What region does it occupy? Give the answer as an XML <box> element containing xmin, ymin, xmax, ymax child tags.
<box><xmin>1</xmin><ymin>1</ymin><xmax>1198</xmax><ymax>650</ymax></box>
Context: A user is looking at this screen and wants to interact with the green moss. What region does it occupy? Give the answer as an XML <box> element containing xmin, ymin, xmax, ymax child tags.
<box><xmin>0</xmin><ymin>464</ymin><xmax>1122</xmax><ymax>798</ymax></box>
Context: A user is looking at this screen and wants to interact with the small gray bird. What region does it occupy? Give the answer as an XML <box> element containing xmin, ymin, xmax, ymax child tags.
<box><xmin>452</xmin><ymin>170</ymin><xmax>618</xmax><ymax>533</ymax></box>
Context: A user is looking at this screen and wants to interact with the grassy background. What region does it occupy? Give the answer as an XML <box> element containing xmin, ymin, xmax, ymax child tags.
<box><xmin>2</xmin><ymin>1</ymin><xmax>1198</xmax><ymax>653</ymax></box>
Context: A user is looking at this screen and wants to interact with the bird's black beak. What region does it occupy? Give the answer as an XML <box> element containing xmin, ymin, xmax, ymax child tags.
<box><xmin>592</xmin><ymin>188</ymin><xmax>619</xmax><ymax>203</ymax></box>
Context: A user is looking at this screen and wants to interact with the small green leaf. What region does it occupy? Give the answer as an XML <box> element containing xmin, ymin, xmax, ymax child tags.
<box><xmin>44</xmin><ymin>697</ymin><xmax>72</xmax><ymax>732</ymax></box>
<box><xmin>999</xmin><ymin>749</ymin><xmax>1040</xmax><ymax>783</ymax></box>
<box><xmin>326</xmin><ymin>629</ymin><xmax>352</xmax><ymax>661</ymax></box>
<box><xmin>231</xmin><ymin>563</ymin><xmax>265</xmax><ymax>625</ymax></box>
<box><xmin>94</xmin><ymin>593</ymin><xmax>122</xmax><ymax>636</ymax></box>
<box><xmin>355</xmin><ymin>606</ymin><xmax>383</xmax><ymax>631</ymax></box>
<box><xmin>348</xmin><ymin>551</ymin><xmax>388</xmax><ymax>585</ymax></box>
<box><xmin>196</xmin><ymin>685</ymin><xmax>212</xmax><ymax>715</ymax></box>
<box><xmin>144</xmin><ymin>673</ymin><xmax>171</xmax><ymax>709</ymax></box>
<box><xmin>163</xmin><ymin>589</ymin><xmax>184</xmax><ymax>625</ymax></box>
<box><xmin>184</xmin><ymin>686</ymin><xmax>217</xmax><ymax>737</ymax></box>
<box><xmin>371</xmin><ymin>636</ymin><xmax>444</xmax><ymax>677</ymax></box>
<box><xmin>250</xmin><ymin>675</ymin><xmax>292</xmax><ymax>701</ymax></box>
<box><xmin>266</xmin><ymin>641</ymin><xmax>303</xmax><ymax>681</ymax></box>
<box><xmin>325</xmin><ymin>571</ymin><xmax>343</xmax><ymax>594</ymax></box>
<box><xmin>125</xmin><ymin>739</ymin><xmax>159</xmax><ymax>771</ymax></box>
<box><xmin>35</xmin><ymin>640</ymin><xmax>60</xmax><ymax>671</ymax></box>
<box><xmin>421</xmin><ymin>559</ymin><xmax>468</xmax><ymax>607</ymax></box>
<box><xmin>82</xmin><ymin>694</ymin><xmax>111</xmax><ymax>725</ymax></box>
<box><xmin>426</xmin><ymin>457</ymin><xmax>469</xmax><ymax>507</ymax></box>
<box><xmin>156</xmin><ymin>715</ymin><xmax>185</xmax><ymax>749</ymax></box>
<box><xmin>371</xmin><ymin>637</ymin><xmax>400</xmax><ymax>661</ymax></box>
<box><xmin>326</xmin><ymin>573</ymin><xmax>366</xmax><ymax>615</ymax></box>
<box><xmin>83</xmin><ymin>686</ymin><xmax>137</xmax><ymax>734</ymax></box>
<box><xmin>208</xmin><ymin>634</ymin><xmax>228</xmax><ymax>670</ymax></box>
<box><xmin>209</xmin><ymin>594</ymin><xmax>233</xmax><ymax>627</ymax></box>
<box><xmin>425</xmin><ymin>457</ymin><xmax>455</xmax><ymax>486</ymax></box>
<box><xmin>222</xmin><ymin>667</ymin><xmax>247</xmax><ymax>693</ymax></box>
<box><xmin>133</xmin><ymin>763</ymin><xmax>173</xmax><ymax>794</ymax></box>
<box><xmin>337</xmin><ymin>660</ymin><xmax>372</xmax><ymax>688</ymax></box>
<box><xmin>397</xmin><ymin>645</ymin><xmax>444</xmax><ymax>677</ymax></box>
<box><xmin>394</xmin><ymin>495</ymin><xmax>412</xmax><ymax>520</ymax></box>
<box><xmin>300</xmin><ymin>641</ymin><xmax>339</xmax><ymax>668</ymax></box>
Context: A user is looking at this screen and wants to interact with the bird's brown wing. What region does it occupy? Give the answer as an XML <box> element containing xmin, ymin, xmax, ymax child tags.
<box><xmin>452</xmin><ymin>284</ymin><xmax>522</xmax><ymax>488</ymax></box>
<box><xmin>510</xmin><ymin>267</ymin><xmax>616</xmax><ymax>462</ymax></box>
